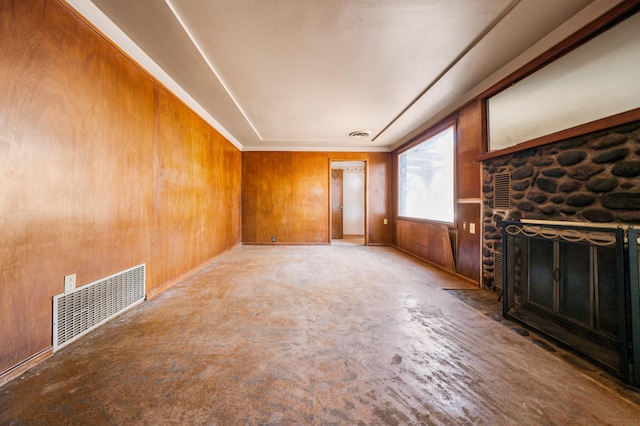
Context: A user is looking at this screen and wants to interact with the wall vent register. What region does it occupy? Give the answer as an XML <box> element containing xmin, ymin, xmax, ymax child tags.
<box><xmin>493</xmin><ymin>172</ymin><xmax>511</xmax><ymax>211</ymax></box>
<box><xmin>52</xmin><ymin>264</ymin><xmax>145</xmax><ymax>351</ymax></box>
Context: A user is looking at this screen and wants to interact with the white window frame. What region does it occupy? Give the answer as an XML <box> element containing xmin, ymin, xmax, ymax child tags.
<box><xmin>398</xmin><ymin>124</ymin><xmax>455</xmax><ymax>223</ymax></box>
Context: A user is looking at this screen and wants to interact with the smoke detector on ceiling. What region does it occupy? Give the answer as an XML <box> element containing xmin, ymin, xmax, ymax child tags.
<box><xmin>349</xmin><ymin>131</ymin><xmax>371</xmax><ymax>138</ymax></box>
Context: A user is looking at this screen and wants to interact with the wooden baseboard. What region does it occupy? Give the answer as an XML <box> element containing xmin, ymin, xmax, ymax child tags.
<box><xmin>0</xmin><ymin>346</ymin><xmax>53</xmax><ymax>388</ymax></box>
<box><xmin>241</xmin><ymin>242</ymin><xmax>329</xmax><ymax>246</ymax></box>
<box><xmin>390</xmin><ymin>244</ymin><xmax>479</xmax><ymax>286</ymax></box>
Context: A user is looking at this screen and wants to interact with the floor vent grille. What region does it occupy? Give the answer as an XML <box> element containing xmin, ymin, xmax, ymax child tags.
<box><xmin>53</xmin><ymin>264</ymin><xmax>145</xmax><ymax>351</ymax></box>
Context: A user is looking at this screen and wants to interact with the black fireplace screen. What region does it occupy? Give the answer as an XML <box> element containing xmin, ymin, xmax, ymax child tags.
<box><xmin>503</xmin><ymin>221</ymin><xmax>640</xmax><ymax>387</ymax></box>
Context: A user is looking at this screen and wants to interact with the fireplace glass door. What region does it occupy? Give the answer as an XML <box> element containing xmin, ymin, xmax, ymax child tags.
<box><xmin>503</xmin><ymin>221</ymin><xmax>628</xmax><ymax>379</ymax></box>
<box><xmin>525</xmin><ymin>239</ymin><xmax>619</xmax><ymax>337</ymax></box>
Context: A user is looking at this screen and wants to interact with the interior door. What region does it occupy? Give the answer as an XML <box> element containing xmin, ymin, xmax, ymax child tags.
<box><xmin>331</xmin><ymin>169</ymin><xmax>343</xmax><ymax>239</ymax></box>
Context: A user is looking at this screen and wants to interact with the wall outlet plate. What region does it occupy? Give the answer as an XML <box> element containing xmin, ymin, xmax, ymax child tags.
<box><xmin>64</xmin><ymin>273</ymin><xmax>76</xmax><ymax>293</ymax></box>
<box><xmin>271</xmin><ymin>236</ymin><xmax>276</xmax><ymax>242</ymax></box>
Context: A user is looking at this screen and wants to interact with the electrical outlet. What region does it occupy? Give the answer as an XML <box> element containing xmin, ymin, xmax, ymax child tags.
<box><xmin>271</xmin><ymin>236</ymin><xmax>276</xmax><ymax>242</ymax></box>
<box><xmin>64</xmin><ymin>273</ymin><xmax>76</xmax><ymax>293</ymax></box>
<box><xmin>469</xmin><ymin>223</ymin><xmax>476</xmax><ymax>234</ymax></box>
<box><xmin>383</xmin><ymin>218</ymin><xmax>388</xmax><ymax>225</ymax></box>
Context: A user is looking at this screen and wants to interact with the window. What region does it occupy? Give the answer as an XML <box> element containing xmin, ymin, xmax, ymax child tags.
<box><xmin>398</xmin><ymin>126</ymin><xmax>454</xmax><ymax>222</ymax></box>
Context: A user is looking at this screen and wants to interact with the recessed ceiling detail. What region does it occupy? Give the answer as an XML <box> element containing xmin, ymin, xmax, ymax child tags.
<box><xmin>67</xmin><ymin>0</ymin><xmax>609</xmax><ymax>151</ymax></box>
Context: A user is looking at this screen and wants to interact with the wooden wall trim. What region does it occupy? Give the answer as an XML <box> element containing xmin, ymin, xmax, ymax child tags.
<box><xmin>480</xmin><ymin>1</ymin><xmax>640</xmax><ymax>101</ymax></box>
<box><xmin>0</xmin><ymin>347</ymin><xmax>53</xmax><ymax>388</ymax></box>
<box><xmin>242</xmin><ymin>242</ymin><xmax>329</xmax><ymax>246</ymax></box>
<box><xmin>391</xmin><ymin>245</ymin><xmax>479</xmax><ymax>286</ymax></box>
<box><xmin>478</xmin><ymin>108</ymin><xmax>640</xmax><ymax>161</ymax></box>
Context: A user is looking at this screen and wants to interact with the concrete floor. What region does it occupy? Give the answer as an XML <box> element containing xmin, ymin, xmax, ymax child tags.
<box><xmin>2</xmin><ymin>245</ymin><xmax>640</xmax><ymax>425</ymax></box>
<box><xmin>331</xmin><ymin>235</ymin><xmax>365</xmax><ymax>246</ymax></box>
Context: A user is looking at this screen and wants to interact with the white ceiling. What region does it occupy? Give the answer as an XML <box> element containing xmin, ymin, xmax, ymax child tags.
<box><xmin>65</xmin><ymin>0</ymin><xmax>622</xmax><ymax>152</ymax></box>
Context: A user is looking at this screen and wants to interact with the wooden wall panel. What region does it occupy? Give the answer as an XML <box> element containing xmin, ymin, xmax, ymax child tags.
<box><xmin>396</xmin><ymin>220</ymin><xmax>429</xmax><ymax>259</ymax></box>
<box><xmin>151</xmin><ymin>87</ymin><xmax>241</xmax><ymax>289</ymax></box>
<box><xmin>242</xmin><ymin>152</ymin><xmax>391</xmax><ymax>245</ymax></box>
<box><xmin>0</xmin><ymin>0</ymin><xmax>153</xmax><ymax>374</ymax></box>
<box><xmin>456</xmin><ymin>203</ymin><xmax>481</xmax><ymax>281</ymax></box>
<box><xmin>457</xmin><ymin>100</ymin><xmax>483</xmax><ymax>200</ymax></box>
<box><xmin>291</xmin><ymin>153</ymin><xmax>329</xmax><ymax>242</ymax></box>
<box><xmin>455</xmin><ymin>101</ymin><xmax>482</xmax><ymax>282</ymax></box>
<box><xmin>1</xmin><ymin>0</ymin><xmax>241</xmax><ymax>376</ymax></box>
<box><xmin>395</xmin><ymin>220</ymin><xmax>455</xmax><ymax>272</ymax></box>
<box><xmin>366</xmin><ymin>153</ymin><xmax>392</xmax><ymax>245</ymax></box>
<box><xmin>242</xmin><ymin>152</ymin><xmax>293</xmax><ymax>243</ymax></box>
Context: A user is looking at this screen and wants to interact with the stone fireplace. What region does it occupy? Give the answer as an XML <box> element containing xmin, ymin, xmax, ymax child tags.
<box><xmin>482</xmin><ymin>121</ymin><xmax>640</xmax><ymax>289</ymax></box>
<box><xmin>481</xmin><ymin>120</ymin><xmax>640</xmax><ymax>385</ymax></box>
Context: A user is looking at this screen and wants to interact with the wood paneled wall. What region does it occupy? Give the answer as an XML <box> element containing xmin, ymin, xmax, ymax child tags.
<box><xmin>392</xmin><ymin>101</ymin><xmax>483</xmax><ymax>282</ymax></box>
<box><xmin>455</xmin><ymin>101</ymin><xmax>483</xmax><ymax>282</ymax></box>
<box><xmin>456</xmin><ymin>101</ymin><xmax>483</xmax><ymax>200</ymax></box>
<box><xmin>151</xmin><ymin>87</ymin><xmax>241</xmax><ymax>289</ymax></box>
<box><xmin>242</xmin><ymin>152</ymin><xmax>391</xmax><ymax>245</ymax></box>
<box><xmin>0</xmin><ymin>0</ymin><xmax>241</xmax><ymax>376</ymax></box>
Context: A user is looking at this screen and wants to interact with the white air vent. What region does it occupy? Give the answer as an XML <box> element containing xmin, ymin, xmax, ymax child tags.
<box><xmin>494</xmin><ymin>172</ymin><xmax>511</xmax><ymax>211</ymax></box>
<box><xmin>494</xmin><ymin>252</ymin><xmax>504</xmax><ymax>290</ymax></box>
<box><xmin>53</xmin><ymin>264</ymin><xmax>145</xmax><ymax>351</ymax></box>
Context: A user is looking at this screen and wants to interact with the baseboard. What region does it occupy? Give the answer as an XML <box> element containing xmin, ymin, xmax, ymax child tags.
<box><xmin>241</xmin><ymin>242</ymin><xmax>329</xmax><ymax>246</ymax></box>
<box><xmin>0</xmin><ymin>346</ymin><xmax>53</xmax><ymax>388</ymax></box>
<box><xmin>391</xmin><ymin>244</ymin><xmax>479</xmax><ymax>286</ymax></box>
<box><xmin>146</xmin><ymin>243</ymin><xmax>241</xmax><ymax>300</ymax></box>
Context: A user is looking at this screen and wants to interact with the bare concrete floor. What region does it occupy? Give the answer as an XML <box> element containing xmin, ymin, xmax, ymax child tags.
<box><xmin>2</xmin><ymin>245</ymin><xmax>640</xmax><ymax>425</ymax></box>
<box><xmin>331</xmin><ymin>236</ymin><xmax>365</xmax><ymax>246</ymax></box>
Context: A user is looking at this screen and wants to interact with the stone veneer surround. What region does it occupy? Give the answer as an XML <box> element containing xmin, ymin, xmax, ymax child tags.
<box><xmin>482</xmin><ymin>120</ymin><xmax>640</xmax><ymax>288</ymax></box>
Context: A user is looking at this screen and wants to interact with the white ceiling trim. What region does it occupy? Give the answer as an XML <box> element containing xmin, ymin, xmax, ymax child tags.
<box><xmin>164</xmin><ymin>0</ymin><xmax>264</xmax><ymax>141</ymax></box>
<box><xmin>244</xmin><ymin>145</ymin><xmax>389</xmax><ymax>153</ymax></box>
<box><xmin>373</xmin><ymin>0</ymin><xmax>522</xmax><ymax>143</ymax></box>
<box><xmin>387</xmin><ymin>0</ymin><xmax>626</xmax><ymax>151</ymax></box>
<box><xmin>64</xmin><ymin>0</ymin><xmax>244</xmax><ymax>151</ymax></box>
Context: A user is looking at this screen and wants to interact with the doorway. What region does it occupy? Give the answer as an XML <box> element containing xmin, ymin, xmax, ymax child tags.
<box><xmin>330</xmin><ymin>161</ymin><xmax>366</xmax><ymax>245</ymax></box>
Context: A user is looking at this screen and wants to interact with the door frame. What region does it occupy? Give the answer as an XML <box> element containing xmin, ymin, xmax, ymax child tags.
<box><xmin>328</xmin><ymin>159</ymin><xmax>368</xmax><ymax>245</ymax></box>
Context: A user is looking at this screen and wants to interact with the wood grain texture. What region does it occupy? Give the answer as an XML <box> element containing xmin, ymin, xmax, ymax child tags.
<box><xmin>331</xmin><ymin>169</ymin><xmax>344</xmax><ymax>239</ymax></box>
<box><xmin>456</xmin><ymin>101</ymin><xmax>483</xmax><ymax>200</ymax></box>
<box><xmin>366</xmin><ymin>153</ymin><xmax>392</xmax><ymax>245</ymax></box>
<box><xmin>0</xmin><ymin>0</ymin><xmax>241</xmax><ymax>375</ymax></box>
<box><xmin>456</xmin><ymin>203</ymin><xmax>481</xmax><ymax>282</ymax></box>
<box><xmin>151</xmin><ymin>86</ymin><xmax>241</xmax><ymax>289</ymax></box>
<box><xmin>395</xmin><ymin>220</ymin><xmax>456</xmax><ymax>273</ymax></box>
<box><xmin>242</xmin><ymin>152</ymin><xmax>391</xmax><ymax>245</ymax></box>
